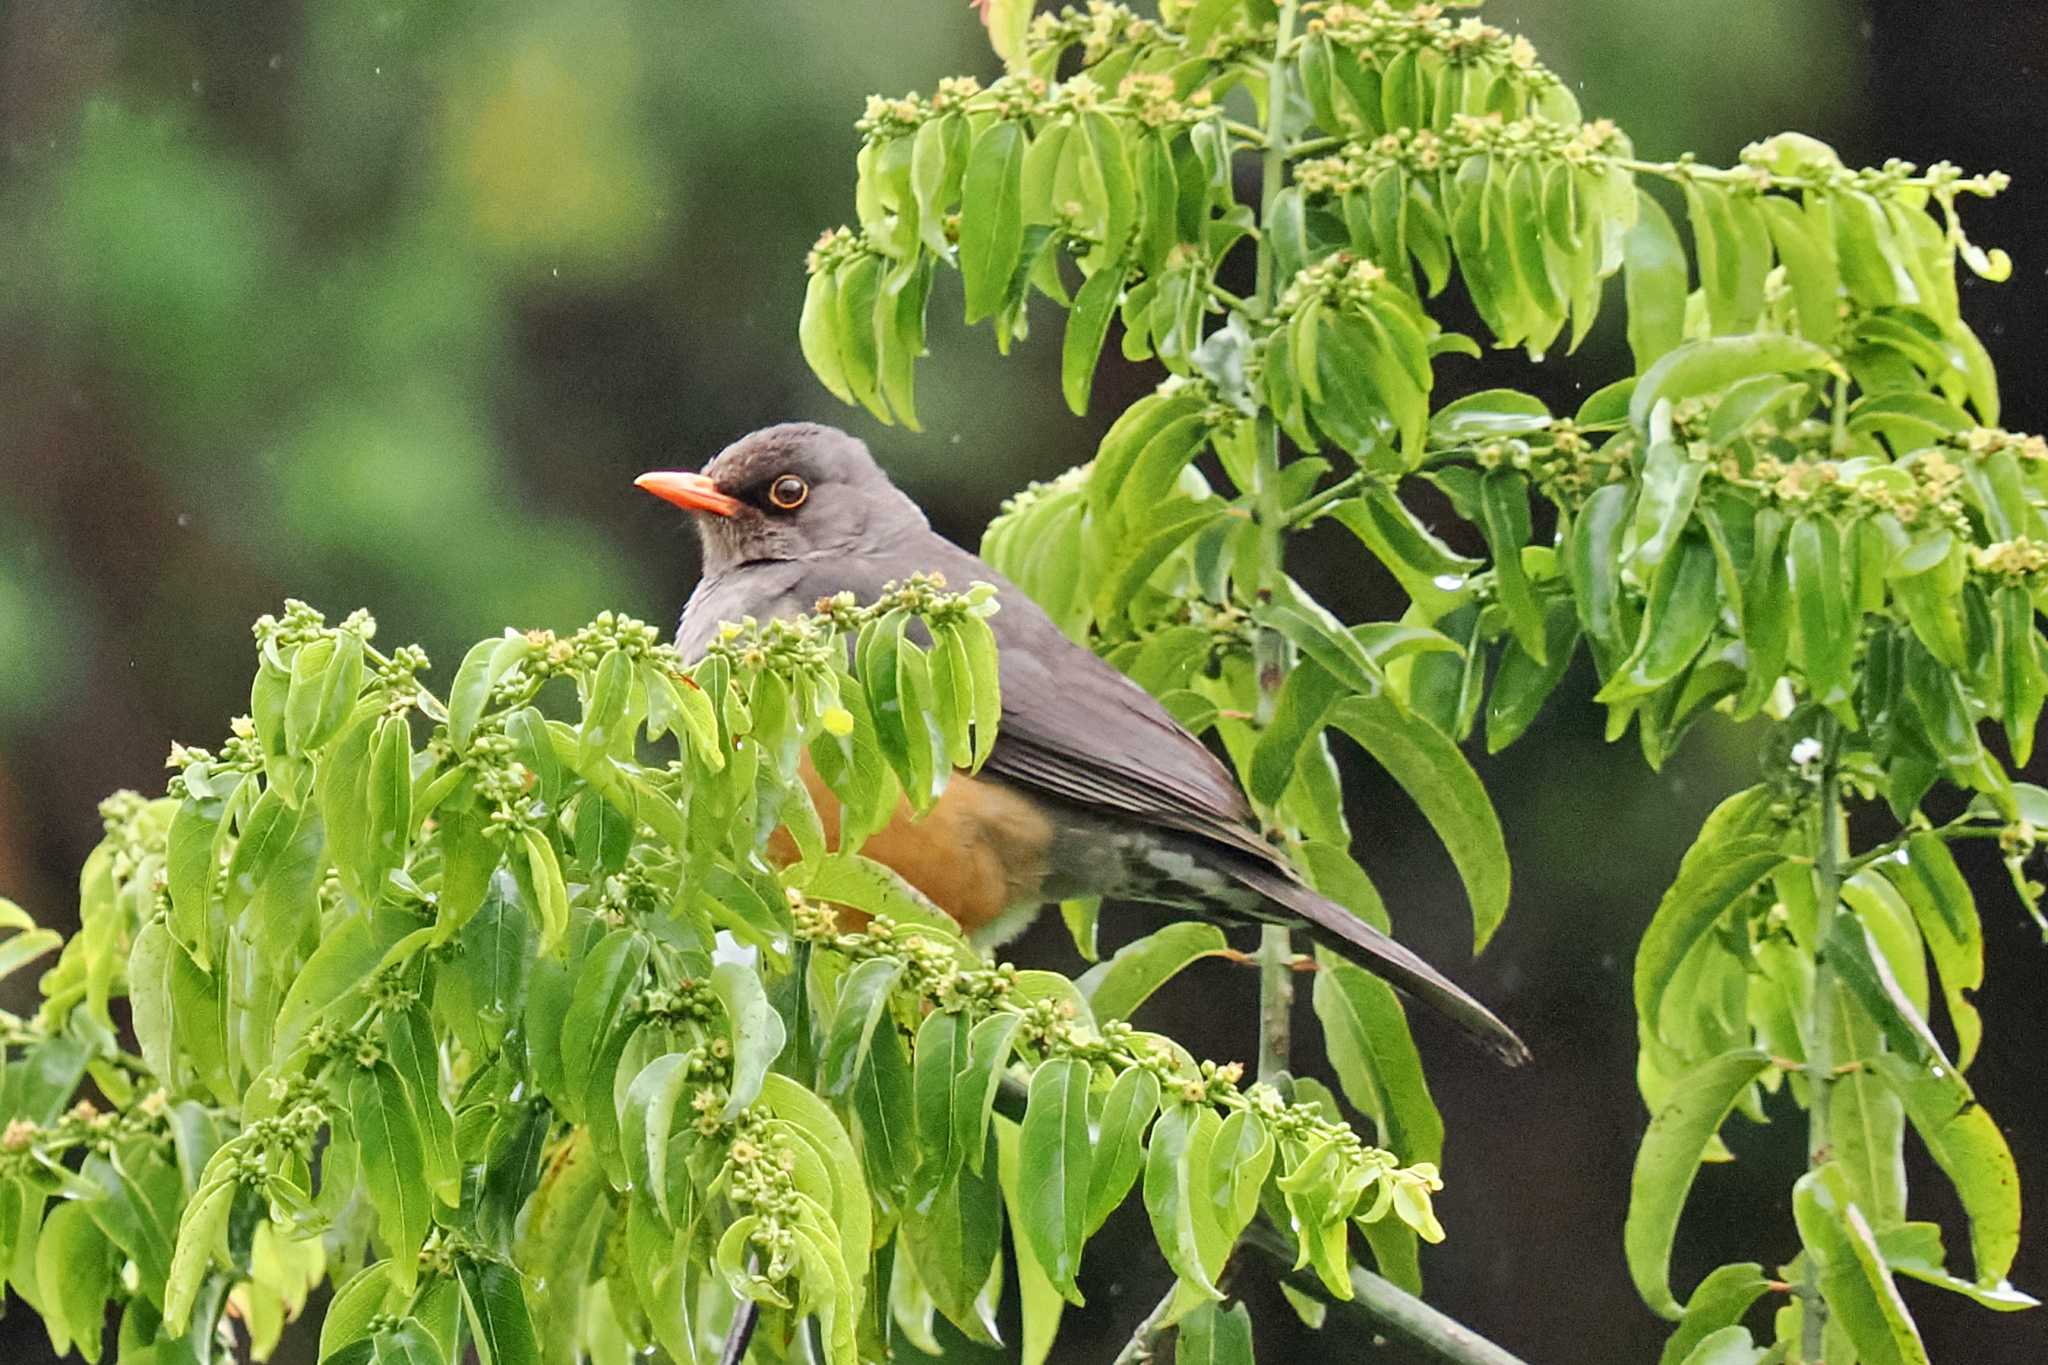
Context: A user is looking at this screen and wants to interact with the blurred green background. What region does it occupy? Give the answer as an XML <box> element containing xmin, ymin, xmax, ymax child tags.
<box><xmin>2</xmin><ymin>2</ymin><xmax>2043</xmax><ymax>1360</ymax></box>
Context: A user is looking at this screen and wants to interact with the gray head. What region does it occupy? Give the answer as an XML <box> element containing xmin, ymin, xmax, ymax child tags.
<box><xmin>636</xmin><ymin>423</ymin><xmax>928</xmax><ymax>574</ymax></box>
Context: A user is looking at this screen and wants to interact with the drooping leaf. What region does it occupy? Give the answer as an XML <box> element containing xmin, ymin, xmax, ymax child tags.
<box><xmin>1625</xmin><ymin>1049</ymin><xmax>1772</xmax><ymax>1319</ymax></box>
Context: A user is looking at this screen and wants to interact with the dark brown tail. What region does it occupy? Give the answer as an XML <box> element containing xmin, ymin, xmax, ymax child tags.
<box><xmin>1231</xmin><ymin>861</ymin><xmax>1531</xmax><ymax>1066</ymax></box>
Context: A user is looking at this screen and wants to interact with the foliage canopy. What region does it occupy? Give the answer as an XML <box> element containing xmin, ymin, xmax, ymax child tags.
<box><xmin>2</xmin><ymin>2</ymin><xmax>2043</xmax><ymax>1364</ymax></box>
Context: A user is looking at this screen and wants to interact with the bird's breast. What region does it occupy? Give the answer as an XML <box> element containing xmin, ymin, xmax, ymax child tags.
<box><xmin>765</xmin><ymin>755</ymin><xmax>1059</xmax><ymax>937</ymax></box>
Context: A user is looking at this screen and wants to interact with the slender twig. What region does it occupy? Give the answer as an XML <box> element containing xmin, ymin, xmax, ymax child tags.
<box><xmin>1800</xmin><ymin>717</ymin><xmax>1844</xmax><ymax>1359</ymax></box>
<box><xmin>1281</xmin><ymin>470</ymin><xmax>1372</xmax><ymax>527</ymax></box>
<box><xmin>1225</xmin><ymin>118</ymin><xmax>1269</xmax><ymax>148</ymax></box>
<box><xmin>1203</xmin><ymin>279</ymin><xmax>1253</xmax><ymax>313</ymax></box>
<box><xmin>1288</xmin><ymin>133</ymin><xmax>1344</xmax><ymax>159</ymax></box>
<box><xmin>1240</xmin><ymin>1221</ymin><xmax>1532</xmax><ymax>1365</ymax></box>
<box><xmin>1112</xmin><ymin>1284</ymin><xmax>1181</xmax><ymax>1365</ymax></box>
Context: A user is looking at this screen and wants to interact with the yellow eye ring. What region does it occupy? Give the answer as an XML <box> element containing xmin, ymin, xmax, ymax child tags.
<box><xmin>769</xmin><ymin>474</ymin><xmax>809</xmax><ymax>510</ymax></box>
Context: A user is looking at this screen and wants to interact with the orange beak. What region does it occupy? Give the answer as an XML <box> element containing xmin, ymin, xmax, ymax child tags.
<box><xmin>635</xmin><ymin>470</ymin><xmax>741</xmax><ymax>517</ymax></box>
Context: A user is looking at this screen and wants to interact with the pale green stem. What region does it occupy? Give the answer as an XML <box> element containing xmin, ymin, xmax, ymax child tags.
<box><xmin>1800</xmin><ymin>719</ymin><xmax>1844</xmax><ymax>1360</ymax></box>
<box><xmin>1252</xmin><ymin>0</ymin><xmax>1303</xmax><ymax>1088</ymax></box>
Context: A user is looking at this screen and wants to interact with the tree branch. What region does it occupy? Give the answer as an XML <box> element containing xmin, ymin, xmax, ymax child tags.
<box><xmin>1240</xmin><ymin>1221</ymin><xmax>1531</xmax><ymax>1365</ymax></box>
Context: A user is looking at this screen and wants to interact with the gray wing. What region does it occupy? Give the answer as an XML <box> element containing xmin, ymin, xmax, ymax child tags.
<box><xmin>674</xmin><ymin>529</ymin><xmax>1282</xmax><ymax>868</ymax></box>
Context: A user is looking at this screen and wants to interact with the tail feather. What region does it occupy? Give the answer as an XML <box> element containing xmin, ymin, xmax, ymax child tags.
<box><xmin>1232</xmin><ymin>862</ymin><xmax>1531</xmax><ymax>1066</ymax></box>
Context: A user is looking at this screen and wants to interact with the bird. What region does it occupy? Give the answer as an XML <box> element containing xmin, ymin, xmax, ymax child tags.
<box><xmin>637</xmin><ymin>423</ymin><xmax>1529</xmax><ymax>1064</ymax></box>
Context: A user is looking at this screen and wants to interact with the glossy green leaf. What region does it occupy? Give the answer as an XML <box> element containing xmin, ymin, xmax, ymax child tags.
<box><xmin>1313</xmin><ymin>950</ymin><xmax>1443</xmax><ymax>1165</ymax></box>
<box><xmin>1625</xmin><ymin>1049</ymin><xmax>1772</xmax><ymax>1318</ymax></box>
<box><xmin>457</xmin><ymin>1258</ymin><xmax>541</xmax><ymax>1365</ymax></box>
<box><xmin>1629</xmin><ymin>335</ymin><xmax>1841</xmax><ymax>432</ymax></box>
<box><xmin>1870</xmin><ymin>1053</ymin><xmax>2021</xmax><ymax>1284</ymax></box>
<box><xmin>1079</xmin><ymin>921</ymin><xmax>1231</xmax><ymax>1021</ymax></box>
<box><xmin>1793</xmin><ymin>1166</ymin><xmax>1930</xmax><ymax>1365</ymax></box>
<box><xmin>711</xmin><ymin>959</ymin><xmax>785</xmax><ymax>1119</ymax></box>
<box><xmin>960</xmin><ymin>121</ymin><xmax>1026</xmax><ymax>322</ymax></box>
<box><xmin>1175</xmin><ymin>1300</ymin><xmax>1255</xmax><ymax>1365</ymax></box>
<box><xmin>1018</xmin><ymin>1056</ymin><xmax>1093</xmax><ymax>1303</ymax></box>
<box><xmin>1085</xmin><ymin>1064</ymin><xmax>1159</xmax><ymax>1235</ymax></box>
<box><xmin>1633</xmin><ymin>786</ymin><xmax>1784</xmax><ymax>1057</ymax></box>
<box><xmin>1882</xmin><ymin>833</ymin><xmax>1983</xmax><ymax>1069</ymax></box>
<box><xmin>955</xmin><ymin>1012</ymin><xmax>1022</xmax><ymax>1176</ymax></box>
<box><xmin>351</xmin><ymin>1060</ymin><xmax>431</xmax><ymax>1293</ymax></box>
<box><xmin>1328</xmin><ymin>694</ymin><xmax>1510</xmax><ymax>951</ymax></box>
<box><xmin>1657</xmin><ymin>1263</ymin><xmax>1771</xmax><ymax>1365</ymax></box>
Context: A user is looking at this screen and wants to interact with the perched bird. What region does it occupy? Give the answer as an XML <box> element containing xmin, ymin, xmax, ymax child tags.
<box><xmin>638</xmin><ymin>423</ymin><xmax>1529</xmax><ymax>1064</ymax></box>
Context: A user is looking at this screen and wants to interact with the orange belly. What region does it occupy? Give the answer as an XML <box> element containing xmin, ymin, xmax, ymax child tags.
<box><xmin>765</xmin><ymin>756</ymin><xmax>1056</xmax><ymax>936</ymax></box>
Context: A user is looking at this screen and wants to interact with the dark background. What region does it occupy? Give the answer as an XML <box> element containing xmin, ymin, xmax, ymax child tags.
<box><xmin>1</xmin><ymin>2</ymin><xmax>2042</xmax><ymax>1361</ymax></box>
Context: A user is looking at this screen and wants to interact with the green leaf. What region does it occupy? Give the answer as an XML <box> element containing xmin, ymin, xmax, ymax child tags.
<box><xmin>1145</xmin><ymin>1102</ymin><xmax>1223</xmax><ymax>1300</ymax></box>
<box><xmin>1788</xmin><ymin>515</ymin><xmax>1856</xmax><ymax>711</ymax></box>
<box><xmin>1261</xmin><ymin>600</ymin><xmax>1384</xmax><ymax>701</ymax></box>
<box><xmin>1429</xmin><ymin>388</ymin><xmax>1551</xmax><ymax>443</ymax></box>
<box><xmin>1018</xmin><ymin>1056</ymin><xmax>1093</xmax><ymax>1303</ymax></box>
<box><xmin>1824</xmin><ymin>915</ymin><xmax>1947</xmax><ymax>1069</ymax></box>
<box><xmin>368</xmin><ymin>714</ymin><xmax>415</xmax><ymax>887</ymax></box>
<box><xmin>352</xmin><ymin>1060</ymin><xmax>431</xmax><ymax>1293</ymax></box>
<box><xmin>1793</xmin><ymin>1166</ymin><xmax>1931</xmax><ymax>1365</ymax></box>
<box><xmin>36</xmin><ymin>1199</ymin><xmax>112</xmax><ymax>1362</ymax></box>
<box><xmin>1063</xmin><ymin>265</ymin><xmax>1124</xmax><ymax>415</ymax></box>
<box><xmin>1625</xmin><ymin>1049</ymin><xmax>1772</xmax><ymax>1318</ymax></box>
<box><xmin>1629</xmin><ymin>335</ymin><xmax>1842</xmax><ymax>432</ymax></box>
<box><xmin>995</xmin><ymin>1117</ymin><xmax>1065</xmax><ymax>1365</ymax></box>
<box><xmin>558</xmin><ymin>929</ymin><xmax>650</xmax><ymax>1118</ymax></box>
<box><xmin>1327</xmin><ymin>694</ymin><xmax>1510</xmax><ymax>951</ymax></box>
<box><xmin>1633</xmin><ymin>787</ymin><xmax>1784</xmax><ymax>1057</ymax></box>
<box><xmin>1624</xmin><ymin>190</ymin><xmax>1688</xmax><ymax>369</ymax></box>
<box><xmin>1313</xmin><ymin>950</ymin><xmax>1443</xmax><ymax>1165</ymax></box>
<box><xmin>1477</xmin><ymin>470</ymin><xmax>1546</xmax><ymax>662</ymax></box>
<box><xmin>960</xmin><ymin>121</ymin><xmax>1027</xmax><ymax>322</ymax></box>
<box><xmin>1658</xmin><ymin>1263</ymin><xmax>1772</xmax><ymax>1365</ymax></box>
<box><xmin>448</xmin><ymin>634</ymin><xmax>532</xmax><ymax>752</ymax></box>
<box><xmin>162</xmin><ymin>1178</ymin><xmax>234</xmax><ymax>1334</ymax></box>
<box><xmin>1674</xmin><ymin>1326</ymin><xmax>1764</xmax><ymax>1365</ymax></box>
<box><xmin>1085</xmin><ymin>1065</ymin><xmax>1159</xmax><ymax>1235</ymax></box>
<box><xmin>0</xmin><ymin>926</ymin><xmax>60</xmax><ymax>984</ymax></box>
<box><xmin>321</xmin><ymin>1262</ymin><xmax>398</xmax><ymax>1364</ymax></box>
<box><xmin>1485</xmin><ymin>596</ymin><xmax>1579</xmax><ymax>752</ymax></box>
<box><xmin>1079</xmin><ymin>921</ymin><xmax>1231</xmax><ymax>1021</ymax></box>
<box><xmin>912</xmin><ymin>1009</ymin><xmax>969</xmax><ymax>1197</ymax></box>
<box><xmin>1877</xmin><ymin>1221</ymin><xmax>2040</xmax><ymax>1311</ymax></box>
<box><xmin>1869</xmin><ymin>1053</ymin><xmax>2021</xmax><ymax>1284</ymax></box>
<box><xmin>1603</xmin><ymin>531</ymin><xmax>1719</xmax><ymax>702</ymax></box>
<box><xmin>457</xmin><ymin>1258</ymin><xmax>541</xmax><ymax>1365</ymax></box>
<box><xmin>902</xmin><ymin>1142</ymin><xmax>1003</xmax><ymax>1344</ymax></box>
<box><xmin>1882</xmin><ymin>832</ymin><xmax>1983</xmax><ymax>1069</ymax></box>
<box><xmin>520</xmin><ymin>830</ymin><xmax>569</xmax><ymax>952</ymax></box>
<box><xmin>1175</xmin><ymin>1300</ymin><xmax>1255</xmax><ymax>1365</ymax></box>
<box><xmin>799</xmin><ymin>261</ymin><xmax>853</xmax><ymax>400</ymax></box>
<box><xmin>384</xmin><ymin>1005</ymin><xmax>460</xmax><ymax>1206</ymax></box>
<box><xmin>821</xmin><ymin>956</ymin><xmax>905</xmax><ymax>1097</ymax></box>
<box><xmin>955</xmin><ymin>1012</ymin><xmax>1023</xmax><ymax>1176</ymax></box>
<box><xmin>710</xmin><ymin>959</ymin><xmax>785</xmax><ymax>1119</ymax></box>
<box><xmin>620</xmin><ymin>1052</ymin><xmax>690</xmax><ymax>1224</ymax></box>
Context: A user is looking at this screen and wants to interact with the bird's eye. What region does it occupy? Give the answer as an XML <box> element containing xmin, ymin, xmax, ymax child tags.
<box><xmin>768</xmin><ymin>474</ymin><xmax>809</xmax><ymax>510</ymax></box>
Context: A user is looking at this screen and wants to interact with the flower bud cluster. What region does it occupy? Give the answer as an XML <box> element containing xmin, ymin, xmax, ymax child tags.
<box><xmin>1310</xmin><ymin>3</ymin><xmax>1547</xmax><ymax>81</ymax></box>
<box><xmin>1029</xmin><ymin>3</ymin><xmax>1163</xmax><ymax>66</ymax></box>
<box><xmin>1295</xmin><ymin>115</ymin><xmax>1624</xmax><ymax>198</ymax></box>
<box><xmin>723</xmin><ymin>1112</ymin><xmax>808</xmax><ymax>1281</ymax></box>
<box><xmin>1275</xmin><ymin>252</ymin><xmax>1390</xmax><ymax>316</ymax></box>
<box><xmin>794</xmin><ymin>907</ymin><xmax>1424</xmax><ymax>1208</ymax></box>
<box><xmin>805</xmin><ymin>226</ymin><xmax>873</xmax><ymax>278</ymax></box>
